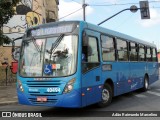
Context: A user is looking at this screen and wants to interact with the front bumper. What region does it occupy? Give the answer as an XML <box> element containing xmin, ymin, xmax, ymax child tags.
<box><xmin>17</xmin><ymin>89</ymin><xmax>81</xmax><ymax>108</ymax></box>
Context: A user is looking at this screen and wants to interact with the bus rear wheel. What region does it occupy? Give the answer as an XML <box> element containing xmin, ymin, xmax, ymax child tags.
<box><xmin>142</xmin><ymin>76</ymin><xmax>149</xmax><ymax>91</ymax></box>
<box><xmin>97</xmin><ymin>83</ymin><xmax>112</xmax><ymax>107</ymax></box>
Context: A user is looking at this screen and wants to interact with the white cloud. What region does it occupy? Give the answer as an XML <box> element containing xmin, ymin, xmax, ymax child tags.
<box><xmin>59</xmin><ymin>0</ymin><xmax>94</xmax><ymax>20</ymax></box>
<box><xmin>138</xmin><ymin>9</ymin><xmax>160</xmax><ymax>27</ymax></box>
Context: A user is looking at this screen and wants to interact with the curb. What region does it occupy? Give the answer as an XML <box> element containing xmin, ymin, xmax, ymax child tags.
<box><xmin>0</xmin><ymin>101</ymin><xmax>18</xmax><ymax>106</ymax></box>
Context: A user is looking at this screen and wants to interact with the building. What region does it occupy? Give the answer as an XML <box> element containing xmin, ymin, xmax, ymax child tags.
<box><xmin>0</xmin><ymin>46</ymin><xmax>13</xmax><ymax>66</ymax></box>
<box><xmin>1</xmin><ymin>0</ymin><xmax>59</xmax><ymax>67</ymax></box>
<box><xmin>46</xmin><ymin>0</ymin><xmax>59</xmax><ymax>22</ymax></box>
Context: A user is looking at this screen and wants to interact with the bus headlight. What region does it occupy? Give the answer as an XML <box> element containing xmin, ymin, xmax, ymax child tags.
<box><xmin>18</xmin><ymin>80</ymin><xmax>24</xmax><ymax>92</ymax></box>
<box><xmin>63</xmin><ymin>78</ymin><xmax>76</xmax><ymax>94</ymax></box>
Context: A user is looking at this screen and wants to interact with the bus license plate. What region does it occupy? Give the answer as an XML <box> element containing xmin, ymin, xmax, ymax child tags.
<box><xmin>37</xmin><ymin>97</ymin><xmax>47</xmax><ymax>102</ymax></box>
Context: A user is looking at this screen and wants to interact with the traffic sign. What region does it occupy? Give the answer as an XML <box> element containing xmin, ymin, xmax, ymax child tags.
<box><xmin>139</xmin><ymin>1</ymin><xmax>150</xmax><ymax>19</ymax></box>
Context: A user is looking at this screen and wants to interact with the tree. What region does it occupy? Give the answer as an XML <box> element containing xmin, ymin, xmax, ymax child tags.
<box><xmin>0</xmin><ymin>0</ymin><xmax>21</xmax><ymax>46</ymax></box>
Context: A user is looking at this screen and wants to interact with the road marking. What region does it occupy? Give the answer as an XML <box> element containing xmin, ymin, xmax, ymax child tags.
<box><xmin>155</xmin><ymin>89</ymin><xmax>160</xmax><ymax>91</ymax></box>
<box><xmin>134</xmin><ymin>94</ymin><xmax>147</xmax><ymax>98</ymax></box>
<box><xmin>147</xmin><ymin>91</ymin><xmax>160</xmax><ymax>97</ymax></box>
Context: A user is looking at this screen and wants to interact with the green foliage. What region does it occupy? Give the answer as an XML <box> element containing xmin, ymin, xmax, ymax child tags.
<box><xmin>0</xmin><ymin>0</ymin><xmax>21</xmax><ymax>46</ymax></box>
<box><xmin>0</xmin><ymin>30</ymin><xmax>11</xmax><ymax>45</ymax></box>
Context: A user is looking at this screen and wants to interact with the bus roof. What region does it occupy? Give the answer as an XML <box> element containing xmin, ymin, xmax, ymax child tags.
<box><xmin>26</xmin><ymin>21</ymin><xmax>156</xmax><ymax>48</ymax></box>
<box><xmin>83</xmin><ymin>21</ymin><xmax>156</xmax><ymax>48</ymax></box>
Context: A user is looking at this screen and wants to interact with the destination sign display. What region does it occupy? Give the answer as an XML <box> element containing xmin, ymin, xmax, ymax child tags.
<box><xmin>27</xmin><ymin>23</ymin><xmax>77</xmax><ymax>37</ymax></box>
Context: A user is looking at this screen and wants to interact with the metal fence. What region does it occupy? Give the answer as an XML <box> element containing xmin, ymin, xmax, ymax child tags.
<box><xmin>0</xmin><ymin>66</ymin><xmax>16</xmax><ymax>86</ymax></box>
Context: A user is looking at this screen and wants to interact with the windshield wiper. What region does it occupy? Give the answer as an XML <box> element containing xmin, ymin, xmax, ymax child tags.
<box><xmin>31</xmin><ymin>36</ymin><xmax>43</xmax><ymax>62</ymax></box>
<box><xmin>50</xmin><ymin>34</ymin><xmax>64</xmax><ymax>53</ymax></box>
<box><xmin>31</xmin><ymin>36</ymin><xmax>41</xmax><ymax>53</ymax></box>
<box><xmin>48</xmin><ymin>34</ymin><xmax>64</xmax><ymax>63</ymax></box>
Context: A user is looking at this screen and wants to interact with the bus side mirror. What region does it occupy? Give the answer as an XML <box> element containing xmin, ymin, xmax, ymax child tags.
<box><xmin>12</xmin><ymin>37</ymin><xmax>23</xmax><ymax>61</ymax></box>
<box><xmin>12</xmin><ymin>47</ymin><xmax>20</xmax><ymax>61</ymax></box>
<box><xmin>12</xmin><ymin>40</ymin><xmax>19</xmax><ymax>61</ymax></box>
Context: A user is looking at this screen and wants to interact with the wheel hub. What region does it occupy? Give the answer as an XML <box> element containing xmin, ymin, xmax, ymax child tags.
<box><xmin>102</xmin><ymin>89</ymin><xmax>110</xmax><ymax>102</ymax></box>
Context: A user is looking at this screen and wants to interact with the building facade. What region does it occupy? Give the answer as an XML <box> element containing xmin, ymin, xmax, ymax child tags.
<box><xmin>1</xmin><ymin>0</ymin><xmax>59</xmax><ymax>66</ymax></box>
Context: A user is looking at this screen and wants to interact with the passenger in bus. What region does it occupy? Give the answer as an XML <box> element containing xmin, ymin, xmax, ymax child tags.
<box><xmin>82</xmin><ymin>53</ymin><xmax>86</xmax><ymax>62</ymax></box>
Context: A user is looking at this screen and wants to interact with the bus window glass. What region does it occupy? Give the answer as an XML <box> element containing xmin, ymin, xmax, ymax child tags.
<box><xmin>130</xmin><ymin>42</ymin><xmax>138</xmax><ymax>61</ymax></box>
<box><xmin>139</xmin><ymin>44</ymin><xmax>145</xmax><ymax>61</ymax></box>
<box><xmin>20</xmin><ymin>35</ymin><xmax>78</xmax><ymax>77</ymax></box>
<box><xmin>146</xmin><ymin>47</ymin><xmax>152</xmax><ymax>61</ymax></box>
<box><xmin>87</xmin><ymin>37</ymin><xmax>99</xmax><ymax>62</ymax></box>
<box><xmin>82</xmin><ymin>36</ymin><xmax>100</xmax><ymax>73</ymax></box>
<box><xmin>101</xmin><ymin>35</ymin><xmax>115</xmax><ymax>61</ymax></box>
<box><xmin>44</xmin><ymin>35</ymin><xmax>78</xmax><ymax>76</ymax></box>
<box><xmin>117</xmin><ymin>39</ymin><xmax>128</xmax><ymax>61</ymax></box>
<box><xmin>20</xmin><ymin>39</ymin><xmax>46</xmax><ymax>76</ymax></box>
<box><xmin>152</xmin><ymin>48</ymin><xmax>157</xmax><ymax>62</ymax></box>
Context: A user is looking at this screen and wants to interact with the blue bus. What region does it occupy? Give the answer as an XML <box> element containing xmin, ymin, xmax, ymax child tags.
<box><xmin>16</xmin><ymin>21</ymin><xmax>159</xmax><ymax>108</ymax></box>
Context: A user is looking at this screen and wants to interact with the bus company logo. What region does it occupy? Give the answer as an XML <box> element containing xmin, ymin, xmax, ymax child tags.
<box><xmin>2</xmin><ymin>112</ymin><xmax>11</xmax><ymax>117</ymax></box>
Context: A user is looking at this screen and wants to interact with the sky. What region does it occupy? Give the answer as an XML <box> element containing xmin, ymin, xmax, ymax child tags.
<box><xmin>4</xmin><ymin>0</ymin><xmax>160</xmax><ymax>50</ymax></box>
<box><xmin>58</xmin><ymin>0</ymin><xmax>160</xmax><ymax>49</ymax></box>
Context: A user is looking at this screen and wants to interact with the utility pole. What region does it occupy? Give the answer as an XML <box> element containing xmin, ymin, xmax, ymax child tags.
<box><xmin>82</xmin><ymin>0</ymin><xmax>87</xmax><ymax>21</ymax></box>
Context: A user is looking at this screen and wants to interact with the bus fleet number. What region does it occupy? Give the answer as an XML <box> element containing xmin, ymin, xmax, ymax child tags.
<box><xmin>47</xmin><ymin>88</ymin><xmax>61</xmax><ymax>93</ymax></box>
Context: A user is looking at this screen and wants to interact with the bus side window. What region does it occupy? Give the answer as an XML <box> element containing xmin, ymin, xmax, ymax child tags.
<box><xmin>82</xmin><ymin>36</ymin><xmax>100</xmax><ymax>73</ymax></box>
<box><xmin>87</xmin><ymin>37</ymin><xmax>99</xmax><ymax>62</ymax></box>
<box><xmin>130</xmin><ymin>42</ymin><xmax>138</xmax><ymax>61</ymax></box>
<box><xmin>146</xmin><ymin>47</ymin><xmax>152</xmax><ymax>62</ymax></box>
<box><xmin>101</xmin><ymin>35</ymin><xmax>115</xmax><ymax>61</ymax></box>
<box><xmin>152</xmin><ymin>48</ymin><xmax>157</xmax><ymax>62</ymax></box>
<box><xmin>117</xmin><ymin>39</ymin><xmax>128</xmax><ymax>61</ymax></box>
<box><xmin>139</xmin><ymin>44</ymin><xmax>145</xmax><ymax>61</ymax></box>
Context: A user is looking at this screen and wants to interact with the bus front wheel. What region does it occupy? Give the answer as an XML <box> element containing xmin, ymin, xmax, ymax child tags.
<box><xmin>97</xmin><ymin>83</ymin><xmax>113</xmax><ymax>107</ymax></box>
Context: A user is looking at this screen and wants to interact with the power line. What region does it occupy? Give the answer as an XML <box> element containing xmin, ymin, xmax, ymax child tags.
<box><xmin>59</xmin><ymin>8</ymin><xmax>83</xmax><ymax>20</ymax></box>
<box><xmin>89</xmin><ymin>1</ymin><xmax>160</xmax><ymax>7</ymax></box>
<box><xmin>90</xmin><ymin>2</ymin><xmax>138</xmax><ymax>7</ymax></box>
<box><xmin>115</xmin><ymin>14</ymin><xmax>135</xmax><ymax>29</ymax></box>
<box><xmin>152</xmin><ymin>6</ymin><xmax>160</xmax><ymax>9</ymax></box>
<box><xmin>58</xmin><ymin>0</ymin><xmax>160</xmax><ymax>21</ymax></box>
<box><xmin>71</xmin><ymin>0</ymin><xmax>81</xmax><ymax>4</ymax></box>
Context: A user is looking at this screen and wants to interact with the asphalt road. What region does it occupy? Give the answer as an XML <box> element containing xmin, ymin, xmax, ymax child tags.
<box><xmin>0</xmin><ymin>74</ymin><xmax>160</xmax><ymax>120</ymax></box>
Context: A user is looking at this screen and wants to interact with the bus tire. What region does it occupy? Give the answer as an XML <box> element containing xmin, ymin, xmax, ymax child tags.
<box><xmin>142</xmin><ymin>76</ymin><xmax>149</xmax><ymax>92</ymax></box>
<box><xmin>97</xmin><ymin>83</ymin><xmax>112</xmax><ymax>107</ymax></box>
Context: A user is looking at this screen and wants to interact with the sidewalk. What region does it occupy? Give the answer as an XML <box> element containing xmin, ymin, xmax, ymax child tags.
<box><xmin>0</xmin><ymin>83</ymin><xmax>18</xmax><ymax>106</ymax></box>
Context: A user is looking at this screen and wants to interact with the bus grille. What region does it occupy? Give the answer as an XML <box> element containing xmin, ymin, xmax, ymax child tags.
<box><xmin>26</xmin><ymin>80</ymin><xmax>61</xmax><ymax>87</ymax></box>
<box><xmin>26</xmin><ymin>80</ymin><xmax>64</xmax><ymax>103</ymax></box>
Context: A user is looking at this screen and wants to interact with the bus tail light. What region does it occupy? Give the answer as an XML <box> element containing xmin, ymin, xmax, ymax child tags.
<box><xmin>63</xmin><ymin>78</ymin><xmax>76</xmax><ymax>94</ymax></box>
<box><xmin>18</xmin><ymin>80</ymin><xmax>24</xmax><ymax>92</ymax></box>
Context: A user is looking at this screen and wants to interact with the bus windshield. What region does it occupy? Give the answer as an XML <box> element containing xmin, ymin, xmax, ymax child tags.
<box><xmin>20</xmin><ymin>35</ymin><xmax>78</xmax><ymax>77</ymax></box>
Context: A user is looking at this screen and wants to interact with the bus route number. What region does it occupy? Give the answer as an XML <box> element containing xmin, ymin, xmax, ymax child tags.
<box><xmin>47</xmin><ymin>88</ymin><xmax>61</xmax><ymax>93</ymax></box>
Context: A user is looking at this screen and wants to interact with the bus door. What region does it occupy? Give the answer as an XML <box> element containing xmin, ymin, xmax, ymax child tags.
<box><xmin>116</xmin><ymin>39</ymin><xmax>130</xmax><ymax>95</ymax></box>
<box><xmin>146</xmin><ymin>47</ymin><xmax>157</xmax><ymax>84</ymax></box>
<box><xmin>129</xmin><ymin>43</ymin><xmax>143</xmax><ymax>91</ymax></box>
<box><xmin>81</xmin><ymin>30</ymin><xmax>102</xmax><ymax>106</ymax></box>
